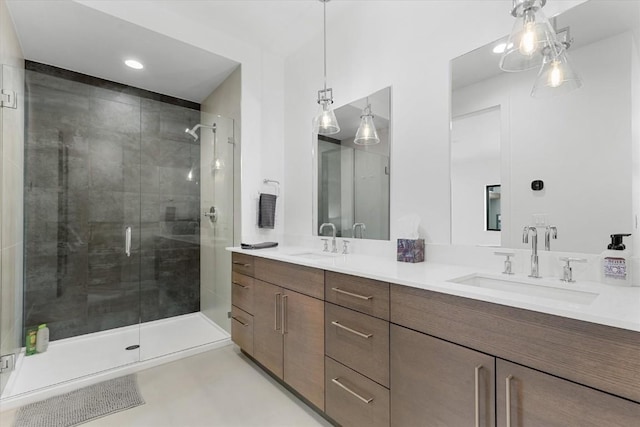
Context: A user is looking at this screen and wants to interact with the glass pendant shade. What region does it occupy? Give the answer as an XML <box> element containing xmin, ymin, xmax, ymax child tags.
<box><xmin>314</xmin><ymin>101</ymin><xmax>340</xmax><ymax>135</ymax></box>
<box><xmin>500</xmin><ymin>0</ymin><xmax>557</xmax><ymax>72</ymax></box>
<box><xmin>531</xmin><ymin>46</ymin><xmax>582</xmax><ymax>98</ymax></box>
<box><xmin>354</xmin><ymin>109</ymin><xmax>380</xmax><ymax>145</ymax></box>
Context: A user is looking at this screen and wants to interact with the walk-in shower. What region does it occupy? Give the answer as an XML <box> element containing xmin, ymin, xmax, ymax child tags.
<box><xmin>0</xmin><ymin>61</ymin><xmax>238</xmax><ymax>407</ymax></box>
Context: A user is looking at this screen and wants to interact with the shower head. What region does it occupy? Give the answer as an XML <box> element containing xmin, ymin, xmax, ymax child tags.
<box><xmin>184</xmin><ymin>123</ymin><xmax>216</xmax><ymax>141</ymax></box>
<box><xmin>185</xmin><ymin>127</ymin><xmax>199</xmax><ymax>140</ymax></box>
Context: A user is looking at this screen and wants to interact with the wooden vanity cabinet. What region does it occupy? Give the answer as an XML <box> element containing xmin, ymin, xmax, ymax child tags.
<box><xmin>390</xmin><ymin>324</ymin><xmax>496</xmax><ymax>427</ymax></box>
<box><xmin>231</xmin><ymin>254</ymin><xmax>255</xmax><ymax>355</ymax></box>
<box><xmin>497</xmin><ymin>359</ymin><xmax>640</xmax><ymax>427</ymax></box>
<box><xmin>252</xmin><ymin>279</ymin><xmax>284</xmax><ymax>378</ymax></box>
<box><xmin>232</xmin><ymin>254</ymin><xmax>640</xmax><ymax>427</ymax></box>
<box><xmin>251</xmin><ymin>259</ymin><xmax>325</xmax><ymax>411</ymax></box>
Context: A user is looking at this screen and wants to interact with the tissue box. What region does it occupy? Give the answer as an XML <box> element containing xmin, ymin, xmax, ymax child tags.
<box><xmin>397</xmin><ymin>239</ymin><xmax>425</xmax><ymax>263</ymax></box>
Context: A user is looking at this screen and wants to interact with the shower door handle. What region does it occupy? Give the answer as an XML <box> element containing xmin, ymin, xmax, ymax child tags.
<box><xmin>125</xmin><ymin>226</ymin><xmax>132</xmax><ymax>257</ymax></box>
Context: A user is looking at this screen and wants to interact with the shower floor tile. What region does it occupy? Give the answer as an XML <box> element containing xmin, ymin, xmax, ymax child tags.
<box><xmin>1</xmin><ymin>313</ymin><xmax>228</xmax><ymax>399</ymax></box>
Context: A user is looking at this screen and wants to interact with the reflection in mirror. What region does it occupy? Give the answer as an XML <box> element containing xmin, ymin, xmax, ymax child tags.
<box><xmin>450</xmin><ymin>0</ymin><xmax>640</xmax><ymax>254</ymax></box>
<box><xmin>314</xmin><ymin>87</ymin><xmax>391</xmax><ymax>240</ymax></box>
<box><xmin>486</xmin><ymin>185</ymin><xmax>501</xmax><ymax>232</ymax></box>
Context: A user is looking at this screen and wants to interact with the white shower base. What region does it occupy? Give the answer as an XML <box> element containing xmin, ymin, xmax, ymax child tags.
<box><xmin>0</xmin><ymin>312</ymin><xmax>230</xmax><ymax>410</ymax></box>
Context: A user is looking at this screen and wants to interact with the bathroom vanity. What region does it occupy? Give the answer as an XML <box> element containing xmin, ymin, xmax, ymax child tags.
<box><xmin>229</xmin><ymin>248</ymin><xmax>640</xmax><ymax>426</ymax></box>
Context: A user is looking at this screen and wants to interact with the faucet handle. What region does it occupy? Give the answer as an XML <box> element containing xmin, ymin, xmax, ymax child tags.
<box><xmin>494</xmin><ymin>251</ymin><xmax>515</xmax><ymax>275</ymax></box>
<box><xmin>321</xmin><ymin>238</ymin><xmax>329</xmax><ymax>252</ymax></box>
<box><xmin>342</xmin><ymin>240</ymin><xmax>350</xmax><ymax>254</ymax></box>
<box><xmin>559</xmin><ymin>257</ymin><xmax>587</xmax><ymax>283</ymax></box>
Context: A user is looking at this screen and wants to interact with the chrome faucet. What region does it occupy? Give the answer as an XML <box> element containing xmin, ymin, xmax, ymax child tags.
<box><xmin>522</xmin><ymin>226</ymin><xmax>540</xmax><ymax>278</ymax></box>
<box><xmin>352</xmin><ymin>223</ymin><xmax>366</xmax><ymax>239</ymax></box>
<box><xmin>544</xmin><ymin>226</ymin><xmax>557</xmax><ymax>251</ymax></box>
<box><xmin>319</xmin><ymin>223</ymin><xmax>338</xmax><ymax>253</ymax></box>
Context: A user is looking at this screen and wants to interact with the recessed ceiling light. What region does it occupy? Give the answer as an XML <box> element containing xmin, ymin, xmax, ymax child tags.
<box><xmin>492</xmin><ymin>42</ymin><xmax>513</xmax><ymax>54</ymax></box>
<box><xmin>124</xmin><ymin>59</ymin><xmax>144</xmax><ymax>70</ymax></box>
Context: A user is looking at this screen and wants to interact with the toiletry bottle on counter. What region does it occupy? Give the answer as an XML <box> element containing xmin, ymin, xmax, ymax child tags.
<box><xmin>36</xmin><ymin>323</ymin><xmax>49</xmax><ymax>353</ymax></box>
<box><xmin>602</xmin><ymin>234</ymin><xmax>632</xmax><ymax>285</ymax></box>
<box><xmin>25</xmin><ymin>327</ymin><xmax>37</xmax><ymax>356</ymax></box>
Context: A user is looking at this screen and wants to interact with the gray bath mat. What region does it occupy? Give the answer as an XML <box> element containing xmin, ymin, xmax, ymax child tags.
<box><xmin>13</xmin><ymin>374</ymin><xmax>145</xmax><ymax>427</ymax></box>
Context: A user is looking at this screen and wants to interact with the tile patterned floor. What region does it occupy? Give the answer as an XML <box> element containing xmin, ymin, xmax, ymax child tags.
<box><xmin>0</xmin><ymin>345</ymin><xmax>331</xmax><ymax>427</ymax></box>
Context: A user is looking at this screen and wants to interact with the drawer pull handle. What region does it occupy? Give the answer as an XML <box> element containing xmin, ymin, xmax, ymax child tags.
<box><xmin>331</xmin><ymin>378</ymin><xmax>374</xmax><ymax>404</ymax></box>
<box><xmin>232</xmin><ymin>281</ymin><xmax>248</xmax><ymax>289</ymax></box>
<box><xmin>505</xmin><ymin>375</ymin><xmax>513</xmax><ymax>427</ymax></box>
<box><xmin>233</xmin><ymin>262</ymin><xmax>251</xmax><ymax>267</ymax></box>
<box><xmin>331</xmin><ymin>287</ymin><xmax>373</xmax><ymax>300</ymax></box>
<box><xmin>331</xmin><ymin>321</ymin><xmax>373</xmax><ymax>339</ymax></box>
<box><xmin>231</xmin><ymin>316</ymin><xmax>249</xmax><ymax>327</ymax></box>
<box><xmin>475</xmin><ymin>365</ymin><xmax>482</xmax><ymax>427</ymax></box>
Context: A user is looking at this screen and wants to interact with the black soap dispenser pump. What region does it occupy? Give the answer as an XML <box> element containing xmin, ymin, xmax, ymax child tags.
<box><xmin>602</xmin><ymin>234</ymin><xmax>632</xmax><ymax>285</ymax></box>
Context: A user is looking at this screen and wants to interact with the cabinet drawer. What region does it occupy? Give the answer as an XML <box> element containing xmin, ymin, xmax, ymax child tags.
<box><xmin>326</xmin><ymin>357</ymin><xmax>389</xmax><ymax>427</ymax></box>
<box><xmin>325</xmin><ymin>271</ymin><xmax>389</xmax><ymax>320</ymax></box>
<box><xmin>231</xmin><ymin>306</ymin><xmax>253</xmax><ymax>356</ymax></box>
<box><xmin>232</xmin><ymin>253</ymin><xmax>254</xmax><ymax>276</ymax></box>
<box><xmin>325</xmin><ymin>303</ymin><xmax>389</xmax><ymax>387</ymax></box>
<box><xmin>231</xmin><ymin>272</ymin><xmax>254</xmax><ymax>314</ymax></box>
<box><xmin>255</xmin><ymin>257</ymin><xmax>324</xmax><ymax>299</ymax></box>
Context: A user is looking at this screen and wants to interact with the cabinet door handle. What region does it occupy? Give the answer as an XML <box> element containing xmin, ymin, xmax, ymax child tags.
<box><xmin>475</xmin><ymin>365</ymin><xmax>482</xmax><ymax>427</ymax></box>
<box><xmin>232</xmin><ymin>281</ymin><xmax>248</xmax><ymax>289</ymax></box>
<box><xmin>274</xmin><ymin>293</ymin><xmax>281</xmax><ymax>331</ymax></box>
<box><xmin>233</xmin><ymin>262</ymin><xmax>251</xmax><ymax>267</ymax></box>
<box><xmin>505</xmin><ymin>375</ymin><xmax>513</xmax><ymax>427</ymax></box>
<box><xmin>282</xmin><ymin>295</ymin><xmax>288</xmax><ymax>335</ymax></box>
<box><xmin>331</xmin><ymin>378</ymin><xmax>374</xmax><ymax>404</ymax></box>
<box><xmin>331</xmin><ymin>287</ymin><xmax>373</xmax><ymax>300</ymax></box>
<box><xmin>331</xmin><ymin>321</ymin><xmax>373</xmax><ymax>339</ymax></box>
<box><xmin>232</xmin><ymin>316</ymin><xmax>249</xmax><ymax>327</ymax></box>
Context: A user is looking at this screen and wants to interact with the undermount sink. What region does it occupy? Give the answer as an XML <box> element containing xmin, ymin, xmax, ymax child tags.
<box><xmin>448</xmin><ymin>274</ymin><xmax>599</xmax><ymax>305</ymax></box>
<box><xmin>288</xmin><ymin>252</ymin><xmax>341</xmax><ymax>261</ymax></box>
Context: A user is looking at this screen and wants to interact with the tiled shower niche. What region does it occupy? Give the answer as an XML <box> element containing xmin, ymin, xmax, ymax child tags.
<box><xmin>24</xmin><ymin>64</ymin><xmax>202</xmax><ymax>341</ymax></box>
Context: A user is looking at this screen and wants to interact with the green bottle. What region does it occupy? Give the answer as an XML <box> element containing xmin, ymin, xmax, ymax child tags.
<box><xmin>25</xmin><ymin>327</ymin><xmax>38</xmax><ymax>356</ymax></box>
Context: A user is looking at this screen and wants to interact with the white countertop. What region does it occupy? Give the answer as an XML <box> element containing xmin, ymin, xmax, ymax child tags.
<box><xmin>228</xmin><ymin>246</ymin><xmax>640</xmax><ymax>333</ymax></box>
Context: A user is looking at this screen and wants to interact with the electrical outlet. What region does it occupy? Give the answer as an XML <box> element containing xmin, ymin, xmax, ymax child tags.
<box><xmin>532</xmin><ymin>214</ymin><xmax>548</xmax><ymax>226</ymax></box>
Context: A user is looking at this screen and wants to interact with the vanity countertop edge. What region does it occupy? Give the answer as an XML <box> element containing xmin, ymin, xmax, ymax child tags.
<box><xmin>227</xmin><ymin>246</ymin><xmax>640</xmax><ymax>333</ymax></box>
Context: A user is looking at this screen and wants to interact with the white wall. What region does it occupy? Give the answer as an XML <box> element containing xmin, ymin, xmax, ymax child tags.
<box><xmin>453</xmin><ymin>32</ymin><xmax>634</xmax><ymax>254</ymax></box>
<box><xmin>0</xmin><ymin>0</ymin><xmax>24</xmax><ymax>393</ymax></box>
<box><xmin>451</xmin><ymin>108</ymin><xmax>501</xmax><ymax>247</ymax></box>
<box><xmin>79</xmin><ymin>0</ymin><xmax>286</xmax><ymax>245</ymax></box>
<box><xmin>283</xmin><ymin>1</ymin><xmax>583</xmax><ymax>249</ymax></box>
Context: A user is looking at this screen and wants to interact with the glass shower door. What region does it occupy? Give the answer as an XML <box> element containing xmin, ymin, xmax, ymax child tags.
<box><xmin>17</xmin><ymin>68</ymin><xmax>142</xmax><ymax>397</ymax></box>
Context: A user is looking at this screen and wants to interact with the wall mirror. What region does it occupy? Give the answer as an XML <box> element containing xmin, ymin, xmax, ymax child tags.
<box><xmin>313</xmin><ymin>87</ymin><xmax>391</xmax><ymax>240</ymax></box>
<box><xmin>450</xmin><ymin>0</ymin><xmax>639</xmax><ymax>254</ymax></box>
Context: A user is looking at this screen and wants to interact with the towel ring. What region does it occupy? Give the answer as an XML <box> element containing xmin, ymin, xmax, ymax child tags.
<box><xmin>262</xmin><ymin>179</ymin><xmax>280</xmax><ymax>197</ymax></box>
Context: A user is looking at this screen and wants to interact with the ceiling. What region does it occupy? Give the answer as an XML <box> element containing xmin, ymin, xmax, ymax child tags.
<box><xmin>6</xmin><ymin>0</ymin><xmax>351</xmax><ymax>103</ymax></box>
<box><xmin>451</xmin><ymin>0</ymin><xmax>640</xmax><ymax>90</ymax></box>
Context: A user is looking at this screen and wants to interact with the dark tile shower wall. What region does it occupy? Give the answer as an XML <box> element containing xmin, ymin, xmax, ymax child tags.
<box><xmin>24</xmin><ymin>67</ymin><xmax>202</xmax><ymax>342</ymax></box>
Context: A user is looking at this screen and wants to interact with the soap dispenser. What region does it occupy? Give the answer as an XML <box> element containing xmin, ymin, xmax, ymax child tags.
<box><xmin>602</xmin><ymin>234</ymin><xmax>632</xmax><ymax>285</ymax></box>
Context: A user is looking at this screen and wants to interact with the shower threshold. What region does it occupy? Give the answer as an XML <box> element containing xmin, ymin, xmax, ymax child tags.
<box><xmin>0</xmin><ymin>313</ymin><xmax>230</xmax><ymax>410</ymax></box>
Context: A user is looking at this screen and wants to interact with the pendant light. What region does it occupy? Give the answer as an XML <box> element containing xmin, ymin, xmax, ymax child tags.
<box><xmin>499</xmin><ymin>0</ymin><xmax>558</xmax><ymax>72</ymax></box>
<box><xmin>531</xmin><ymin>36</ymin><xmax>582</xmax><ymax>98</ymax></box>
<box><xmin>354</xmin><ymin>99</ymin><xmax>380</xmax><ymax>145</ymax></box>
<box><xmin>313</xmin><ymin>0</ymin><xmax>340</xmax><ymax>135</ymax></box>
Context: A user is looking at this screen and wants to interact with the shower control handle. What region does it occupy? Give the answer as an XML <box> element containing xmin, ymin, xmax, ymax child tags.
<box><xmin>125</xmin><ymin>226</ymin><xmax>132</xmax><ymax>257</ymax></box>
<box><xmin>204</xmin><ymin>206</ymin><xmax>217</xmax><ymax>222</ymax></box>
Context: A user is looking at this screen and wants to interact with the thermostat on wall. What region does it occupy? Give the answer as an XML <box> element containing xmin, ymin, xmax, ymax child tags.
<box><xmin>531</xmin><ymin>180</ymin><xmax>544</xmax><ymax>191</ymax></box>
